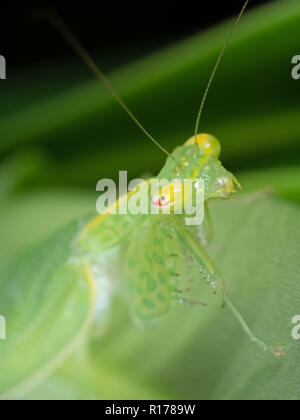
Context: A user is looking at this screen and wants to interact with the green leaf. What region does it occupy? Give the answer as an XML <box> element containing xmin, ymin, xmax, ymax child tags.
<box><xmin>0</xmin><ymin>150</ymin><xmax>47</xmax><ymax>200</ymax></box>
<box><xmin>239</xmin><ymin>166</ymin><xmax>300</xmax><ymax>204</ymax></box>
<box><xmin>0</xmin><ymin>223</ymin><xmax>94</xmax><ymax>400</ymax></box>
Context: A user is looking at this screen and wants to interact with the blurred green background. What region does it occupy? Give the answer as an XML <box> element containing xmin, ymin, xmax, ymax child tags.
<box><xmin>1</xmin><ymin>0</ymin><xmax>300</xmax><ymax>267</ymax></box>
<box><xmin>0</xmin><ymin>0</ymin><xmax>300</xmax><ymax>400</ymax></box>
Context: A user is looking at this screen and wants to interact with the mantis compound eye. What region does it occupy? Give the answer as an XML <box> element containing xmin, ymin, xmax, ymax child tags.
<box><xmin>151</xmin><ymin>181</ymin><xmax>186</xmax><ymax>212</ymax></box>
<box><xmin>151</xmin><ymin>180</ymin><xmax>201</xmax><ymax>213</ymax></box>
<box><xmin>186</xmin><ymin>133</ymin><xmax>221</xmax><ymax>159</ymax></box>
<box><xmin>151</xmin><ymin>195</ymin><xmax>171</xmax><ymax>208</ymax></box>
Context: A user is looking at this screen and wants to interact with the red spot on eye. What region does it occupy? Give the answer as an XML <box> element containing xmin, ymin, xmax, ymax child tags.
<box><xmin>151</xmin><ymin>196</ymin><xmax>170</xmax><ymax>207</ymax></box>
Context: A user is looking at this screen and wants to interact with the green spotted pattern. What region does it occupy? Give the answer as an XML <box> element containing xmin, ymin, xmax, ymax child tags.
<box><xmin>123</xmin><ymin>216</ymin><xmax>217</xmax><ymax>321</ymax></box>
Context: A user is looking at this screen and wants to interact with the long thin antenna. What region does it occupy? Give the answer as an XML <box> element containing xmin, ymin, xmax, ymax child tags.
<box><xmin>194</xmin><ymin>0</ymin><xmax>250</xmax><ymax>137</ymax></box>
<box><xmin>30</xmin><ymin>9</ymin><xmax>175</xmax><ymax>161</ymax></box>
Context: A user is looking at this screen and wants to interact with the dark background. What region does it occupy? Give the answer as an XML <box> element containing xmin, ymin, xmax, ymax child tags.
<box><xmin>2</xmin><ymin>0</ymin><xmax>274</xmax><ymax>74</ymax></box>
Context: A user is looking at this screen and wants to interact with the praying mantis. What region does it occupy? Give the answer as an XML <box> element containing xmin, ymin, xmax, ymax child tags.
<box><xmin>38</xmin><ymin>0</ymin><xmax>283</xmax><ymax>356</ymax></box>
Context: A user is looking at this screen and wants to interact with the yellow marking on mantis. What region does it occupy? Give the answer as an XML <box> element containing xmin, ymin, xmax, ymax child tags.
<box><xmin>186</xmin><ymin>134</ymin><xmax>221</xmax><ymax>159</ymax></box>
<box><xmin>180</xmin><ymin>157</ymin><xmax>189</xmax><ymax>167</ymax></box>
<box><xmin>82</xmin><ymin>259</ymin><xmax>97</xmax><ymax>310</ymax></box>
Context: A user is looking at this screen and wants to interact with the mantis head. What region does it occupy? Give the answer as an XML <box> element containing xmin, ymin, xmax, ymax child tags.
<box><xmin>153</xmin><ymin>134</ymin><xmax>241</xmax><ymax>212</ymax></box>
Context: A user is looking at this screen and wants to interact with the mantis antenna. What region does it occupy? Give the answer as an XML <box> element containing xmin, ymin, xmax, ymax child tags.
<box><xmin>194</xmin><ymin>0</ymin><xmax>250</xmax><ymax>137</ymax></box>
<box><xmin>31</xmin><ymin>9</ymin><xmax>176</xmax><ymax>161</ymax></box>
